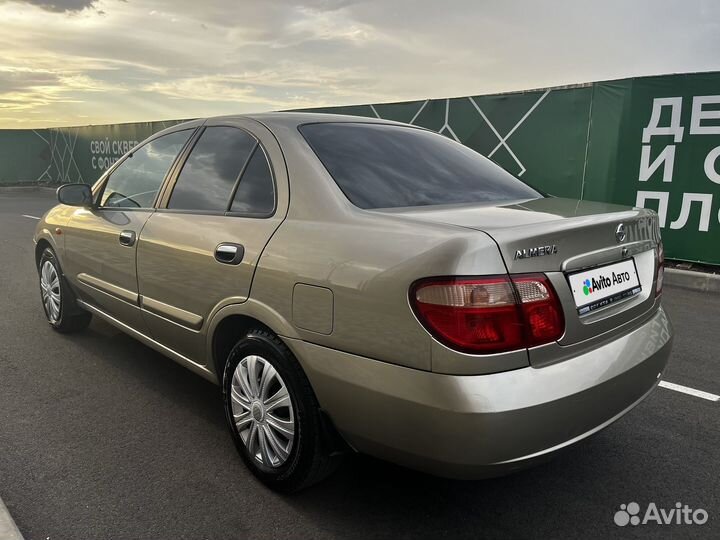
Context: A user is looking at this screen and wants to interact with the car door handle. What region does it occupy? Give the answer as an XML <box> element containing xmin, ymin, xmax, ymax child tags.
<box><xmin>215</xmin><ymin>243</ymin><xmax>244</xmax><ymax>265</ymax></box>
<box><xmin>119</xmin><ymin>230</ymin><xmax>136</xmax><ymax>247</ymax></box>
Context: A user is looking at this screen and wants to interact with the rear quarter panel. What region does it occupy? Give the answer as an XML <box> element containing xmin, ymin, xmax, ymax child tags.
<box><xmin>251</xmin><ymin>212</ymin><xmax>513</xmax><ymax>372</ymax></box>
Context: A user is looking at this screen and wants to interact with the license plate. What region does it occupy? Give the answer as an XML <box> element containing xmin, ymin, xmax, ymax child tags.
<box><xmin>567</xmin><ymin>258</ymin><xmax>641</xmax><ymax>315</ymax></box>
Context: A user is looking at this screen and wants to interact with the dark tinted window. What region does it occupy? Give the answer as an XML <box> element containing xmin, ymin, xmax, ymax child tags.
<box><xmin>100</xmin><ymin>130</ymin><xmax>191</xmax><ymax>208</ymax></box>
<box><xmin>299</xmin><ymin>123</ymin><xmax>541</xmax><ymax>209</ymax></box>
<box><xmin>168</xmin><ymin>127</ymin><xmax>257</xmax><ymax>212</ymax></box>
<box><xmin>230</xmin><ymin>147</ymin><xmax>275</xmax><ymax>215</ymax></box>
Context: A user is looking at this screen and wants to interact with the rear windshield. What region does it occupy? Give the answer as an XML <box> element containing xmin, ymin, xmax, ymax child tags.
<box><xmin>299</xmin><ymin>122</ymin><xmax>541</xmax><ymax>209</ymax></box>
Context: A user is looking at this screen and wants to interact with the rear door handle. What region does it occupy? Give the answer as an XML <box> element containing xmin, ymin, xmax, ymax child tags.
<box><xmin>215</xmin><ymin>243</ymin><xmax>244</xmax><ymax>265</ymax></box>
<box><xmin>119</xmin><ymin>230</ymin><xmax>136</xmax><ymax>247</ymax></box>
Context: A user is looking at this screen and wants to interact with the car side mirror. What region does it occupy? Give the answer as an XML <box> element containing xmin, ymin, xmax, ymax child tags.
<box><xmin>57</xmin><ymin>183</ymin><xmax>93</xmax><ymax>207</ymax></box>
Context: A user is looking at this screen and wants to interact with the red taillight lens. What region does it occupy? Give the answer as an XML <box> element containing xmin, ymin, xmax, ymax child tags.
<box><xmin>512</xmin><ymin>275</ymin><xmax>565</xmax><ymax>347</ymax></box>
<box><xmin>410</xmin><ymin>274</ymin><xmax>564</xmax><ymax>354</ymax></box>
<box><xmin>655</xmin><ymin>241</ymin><xmax>664</xmax><ymax>297</ymax></box>
<box><xmin>412</xmin><ymin>277</ymin><xmax>524</xmax><ymax>353</ymax></box>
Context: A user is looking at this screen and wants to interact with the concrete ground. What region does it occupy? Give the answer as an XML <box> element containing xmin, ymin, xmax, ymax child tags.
<box><xmin>0</xmin><ymin>190</ymin><xmax>718</xmax><ymax>540</ymax></box>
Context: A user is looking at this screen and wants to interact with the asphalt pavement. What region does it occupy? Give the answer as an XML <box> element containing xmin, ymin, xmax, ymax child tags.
<box><xmin>0</xmin><ymin>189</ymin><xmax>718</xmax><ymax>540</ymax></box>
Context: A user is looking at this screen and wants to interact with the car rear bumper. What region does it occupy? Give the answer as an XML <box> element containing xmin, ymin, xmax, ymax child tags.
<box><xmin>287</xmin><ymin>305</ymin><xmax>673</xmax><ymax>479</ymax></box>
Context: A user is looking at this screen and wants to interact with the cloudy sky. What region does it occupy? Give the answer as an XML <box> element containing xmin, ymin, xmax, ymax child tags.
<box><xmin>1</xmin><ymin>0</ymin><xmax>719</xmax><ymax>128</ymax></box>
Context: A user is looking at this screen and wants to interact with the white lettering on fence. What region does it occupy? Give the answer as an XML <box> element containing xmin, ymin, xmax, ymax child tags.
<box><xmin>669</xmin><ymin>193</ymin><xmax>713</xmax><ymax>232</ymax></box>
<box><xmin>690</xmin><ymin>95</ymin><xmax>720</xmax><ymax>135</ymax></box>
<box><xmin>636</xmin><ymin>191</ymin><xmax>670</xmax><ymax>228</ymax></box>
<box><xmin>704</xmin><ymin>146</ymin><xmax>720</xmax><ymax>185</ymax></box>
<box><xmin>639</xmin><ymin>145</ymin><xmax>675</xmax><ymax>182</ymax></box>
<box><xmin>643</xmin><ymin>97</ymin><xmax>684</xmax><ymax>143</ymax></box>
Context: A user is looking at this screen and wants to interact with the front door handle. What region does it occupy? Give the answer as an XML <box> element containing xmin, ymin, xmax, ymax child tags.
<box><xmin>215</xmin><ymin>243</ymin><xmax>244</xmax><ymax>265</ymax></box>
<box><xmin>119</xmin><ymin>230</ymin><xmax>136</xmax><ymax>247</ymax></box>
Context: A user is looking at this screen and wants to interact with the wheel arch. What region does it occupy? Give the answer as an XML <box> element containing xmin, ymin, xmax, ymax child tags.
<box><xmin>207</xmin><ymin>300</ymin><xmax>301</xmax><ymax>382</ymax></box>
<box><xmin>211</xmin><ymin>314</ymin><xmax>274</xmax><ymax>381</ymax></box>
<box><xmin>35</xmin><ymin>237</ymin><xmax>54</xmax><ymax>269</ymax></box>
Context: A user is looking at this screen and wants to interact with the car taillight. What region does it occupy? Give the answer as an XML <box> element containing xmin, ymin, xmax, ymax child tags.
<box><xmin>656</xmin><ymin>241</ymin><xmax>664</xmax><ymax>297</ymax></box>
<box><xmin>512</xmin><ymin>275</ymin><xmax>566</xmax><ymax>347</ymax></box>
<box><xmin>410</xmin><ymin>274</ymin><xmax>564</xmax><ymax>354</ymax></box>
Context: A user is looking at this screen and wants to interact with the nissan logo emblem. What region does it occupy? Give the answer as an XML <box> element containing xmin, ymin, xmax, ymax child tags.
<box><xmin>615</xmin><ymin>223</ymin><xmax>626</xmax><ymax>243</ymax></box>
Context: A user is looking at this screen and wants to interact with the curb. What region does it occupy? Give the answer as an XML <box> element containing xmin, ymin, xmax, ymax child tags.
<box><xmin>665</xmin><ymin>268</ymin><xmax>720</xmax><ymax>294</ymax></box>
<box><xmin>0</xmin><ymin>497</ymin><xmax>24</xmax><ymax>540</ymax></box>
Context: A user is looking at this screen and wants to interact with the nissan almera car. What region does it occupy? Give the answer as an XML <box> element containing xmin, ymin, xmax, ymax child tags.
<box><xmin>34</xmin><ymin>113</ymin><xmax>673</xmax><ymax>491</ymax></box>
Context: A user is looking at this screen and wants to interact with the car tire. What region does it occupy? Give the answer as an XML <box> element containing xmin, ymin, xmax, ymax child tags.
<box><xmin>222</xmin><ymin>328</ymin><xmax>341</xmax><ymax>492</ymax></box>
<box><xmin>38</xmin><ymin>247</ymin><xmax>92</xmax><ymax>333</ymax></box>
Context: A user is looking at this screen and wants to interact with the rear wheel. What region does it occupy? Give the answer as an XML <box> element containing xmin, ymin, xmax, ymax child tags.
<box><xmin>222</xmin><ymin>328</ymin><xmax>340</xmax><ymax>492</ymax></box>
<box><xmin>38</xmin><ymin>247</ymin><xmax>91</xmax><ymax>333</ymax></box>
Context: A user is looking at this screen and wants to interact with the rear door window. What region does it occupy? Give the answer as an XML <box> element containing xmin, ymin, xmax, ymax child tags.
<box><xmin>229</xmin><ymin>146</ymin><xmax>275</xmax><ymax>216</ymax></box>
<box><xmin>168</xmin><ymin>126</ymin><xmax>257</xmax><ymax>212</ymax></box>
<box><xmin>299</xmin><ymin>123</ymin><xmax>541</xmax><ymax>209</ymax></box>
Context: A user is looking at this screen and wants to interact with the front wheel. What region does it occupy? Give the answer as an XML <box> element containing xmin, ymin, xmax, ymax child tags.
<box><xmin>38</xmin><ymin>247</ymin><xmax>91</xmax><ymax>333</ymax></box>
<box><xmin>223</xmin><ymin>328</ymin><xmax>340</xmax><ymax>492</ymax></box>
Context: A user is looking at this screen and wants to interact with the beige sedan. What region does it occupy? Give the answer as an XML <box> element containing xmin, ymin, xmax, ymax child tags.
<box><xmin>34</xmin><ymin>113</ymin><xmax>672</xmax><ymax>491</ymax></box>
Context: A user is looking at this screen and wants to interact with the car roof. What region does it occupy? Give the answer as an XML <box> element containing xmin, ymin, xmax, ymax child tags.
<box><xmin>149</xmin><ymin>111</ymin><xmax>418</xmax><ymax>150</ymax></box>
<box><xmin>206</xmin><ymin>111</ymin><xmax>409</xmax><ymax>130</ymax></box>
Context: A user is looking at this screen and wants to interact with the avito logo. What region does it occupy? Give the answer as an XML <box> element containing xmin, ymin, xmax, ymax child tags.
<box><xmin>582</xmin><ymin>275</ymin><xmax>610</xmax><ymax>295</ymax></box>
<box><xmin>614</xmin><ymin>501</ymin><xmax>708</xmax><ymax>526</ymax></box>
<box><xmin>582</xmin><ymin>271</ymin><xmax>633</xmax><ymax>296</ymax></box>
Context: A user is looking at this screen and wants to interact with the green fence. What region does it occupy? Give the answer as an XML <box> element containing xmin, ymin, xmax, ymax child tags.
<box><xmin>0</xmin><ymin>119</ymin><xmax>189</xmax><ymax>185</ymax></box>
<box><xmin>1</xmin><ymin>72</ymin><xmax>719</xmax><ymax>264</ymax></box>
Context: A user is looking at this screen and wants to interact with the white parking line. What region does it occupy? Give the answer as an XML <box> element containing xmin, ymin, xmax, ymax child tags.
<box><xmin>21</xmin><ymin>215</ymin><xmax>40</xmax><ymax>220</ymax></box>
<box><xmin>659</xmin><ymin>381</ymin><xmax>719</xmax><ymax>402</ymax></box>
<box><xmin>0</xmin><ymin>496</ymin><xmax>24</xmax><ymax>540</ymax></box>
